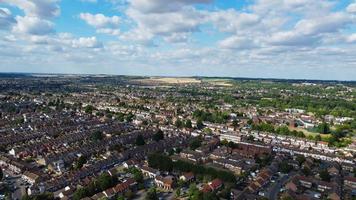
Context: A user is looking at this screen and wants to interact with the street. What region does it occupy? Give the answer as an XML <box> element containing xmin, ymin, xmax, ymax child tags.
<box><xmin>2</xmin><ymin>169</ymin><xmax>26</xmax><ymax>200</ymax></box>
<box><xmin>267</xmin><ymin>172</ymin><xmax>296</xmax><ymax>200</ymax></box>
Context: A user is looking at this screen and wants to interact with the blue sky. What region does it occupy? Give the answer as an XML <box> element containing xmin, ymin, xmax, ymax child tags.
<box><xmin>1</xmin><ymin>0</ymin><xmax>356</xmax><ymax>80</ymax></box>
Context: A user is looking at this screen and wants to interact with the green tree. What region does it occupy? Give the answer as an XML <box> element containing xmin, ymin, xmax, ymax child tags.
<box><xmin>185</xmin><ymin>119</ymin><xmax>193</xmax><ymax>129</ymax></box>
<box><xmin>84</xmin><ymin>105</ymin><xmax>94</xmax><ymax>114</ymax></box>
<box><xmin>296</xmin><ymin>155</ymin><xmax>306</xmax><ymax>166</ymax></box>
<box><xmin>317</xmin><ymin>122</ymin><xmax>330</xmax><ymax>134</ymax></box>
<box><xmin>145</xmin><ymin>187</ymin><xmax>158</xmax><ymax>200</ymax></box>
<box><xmin>232</xmin><ymin>120</ymin><xmax>239</xmax><ymax>130</ymax></box>
<box><xmin>278</xmin><ymin>161</ymin><xmax>293</xmax><ymax>174</ymax></box>
<box><xmin>202</xmin><ymin>192</ymin><xmax>219</xmax><ymax>200</ymax></box>
<box><xmin>135</xmin><ymin>135</ymin><xmax>145</xmax><ymax>146</ymax></box>
<box><xmin>315</xmin><ymin>134</ymin><xmax>322</xmax><ymax>141</ymax></box>
<box><xmin>175</xmin><ymin>187</ymin><xmax>181</xmax><ymax>198</ymax></box>
<box><xmin>175</xmin><ymin>119</ymin><xmax>184</xmax><ymax>128</ymax></box>
<box><xmin>189</xmin><ymin>137</ymin><xmax>202</xmax><ymax>150</ymax></box>
<box><xmin>75</xmin><ymin>155</ymin><xmax>87</xmax><ymax>169</ymax></box>
<box><xmin>73</xmin><ymin>188</ymin><xmax>88</xmax><ymax>200</ymax></box>
<box><xmin>188</xmin><ymin>184</ymin><xmax>202</xmax><ymax>200</ymax></box>
<box><xmin>124</xmin><ymin>189</ymin><xmax>134</xmax><ymax>199</ymax></box>
<box><xmin>153</xmin><ymin>129</ymin><xmax>164</xmax><ymax>142</ymax></box>
<box><xmin>127</xmin><ymin>167</ymin><xmax>144</xmax><ymax>183</ymax></box>
<box><xmin>91</xmin><ymin>130</ymin><xmax>103</xmax><ymax>141</ymax></box>
<box><xmin>319</xmin><ymin>169</ymin><xmax>331</xmax><ymax>182</ymax></box>
<box><xmin>302</xmin><ymin>167</ymin><xmax>311</xmax><ymax>176</ymax></box>
<box><xmin>196</xmin><ymin>119</ymin><xmax>204</xmax><ymax>129</ymax></box>
<box><xmin>220</xmin><ymin>139</ymin><xmax>228</xmax><ymax>146</ymax></box>
<box><xmin>0</xmin><ymin>167</ymin><xmax>3</xmax><ymax>180</ymax></box>
<box><xmin>97</xmin><ymin>172</ymin><xmax>114</xmax><ymax>191</ymax></box>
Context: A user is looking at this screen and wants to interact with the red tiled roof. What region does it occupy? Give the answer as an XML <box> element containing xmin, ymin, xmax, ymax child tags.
<box><xmin>209</xmin><ymin>178</ymin><xmax>223</xmax><ymax>190</ymax></box>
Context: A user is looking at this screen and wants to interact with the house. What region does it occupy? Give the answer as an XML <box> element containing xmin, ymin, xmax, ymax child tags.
<box><xmin>327</xmin><ymin>163</ymin><xmax>340</xmax><ymax>176</ymax></box>
<box><xmin>103</xmin><ymin>188</ymin><xmax>116</xmax><ymax>199</ymax></box>
<box><xmin>56</xmin><ymin>186</ymin><xmax>74</xmax><ymax>199</ymax></box>
<box><xmin>208</xmin><ymin>178</ymin><xmax>223</xmax><ymax>191</ymax></box>
<box><xmin>155</xmin><ymin>176</ymin><xmax>175</xmax><ymax>190</ymax></box>
<box><xmin>123</xmin><ymin>159</ymin><xmax>140</xmax><ymax>169</ymax></box>
<box><xmin>140</xmin><ymin>165</ymin><xmax>160</xmax><ymax>178</ymax></box>
<box><xmin>285</xmin><ymin>179</ymin><xmax>298</xmax><ymax>192</ymax></box>
<box><xmin>179</xmin><ymin>172</ymin><xmax>195</xmax><ymax>182</ymax></box>
<box><xmin>298</xmin><ymin>176</ymin><xmax>313</xmax><ymax>188</ymax></box>
<box><xmin>316</xmin><ymin>181</ymin><xmax>334</xmax><ymax>192</ymax></box>
<box><xmin>219</xmin><ymin>132</ymin><xmax>241</xmax><ymax>143</ymax></box>
<box><xmin>328</xmin><ymin>192</ymin><xmax>341</xmax><ymax>200</ymax></box>
<box><xmin>107</xmin><ymin>167</ymin><xmax>119</xmax><ymax>177</ymax></box>
<box><xmin>113</xmin><ymin>178</ymin><xmax>137</xmax><ymax>195</ymax></box>
<box><xmin>22</xmin><ymin>171</ymin><xmax>40</xmax><ymax>185</ymax></box>
<box><xmin>91</xmin><ymin>192</ymin><xmax>106</xmax><ymax>200</ymax></box>
<box><xmin>344</xmin><ymin>176</ymin><xmax>356</xmax><ymax>189</ymax></box>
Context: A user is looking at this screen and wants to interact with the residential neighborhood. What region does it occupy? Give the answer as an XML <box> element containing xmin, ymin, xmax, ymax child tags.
<box><xmin>0</xmin><ymin>75</ymin><xmax>355</xmax><ymax>200</ymax></box>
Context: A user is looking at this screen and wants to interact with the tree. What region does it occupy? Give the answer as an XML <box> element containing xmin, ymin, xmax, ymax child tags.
<box><xmin>296</xmin><ymin>155</ymin><xmax>306</xmax><ymax>166</ymax></box>
<box><xmin>21</xmin><ymin>195</ymin><xmax>32</xmax><ymax>200</ymax></box>
<box><xmin>175</xmin><ymin>119</ymin><xmax>184</xmax><ymax>128</ymax></box>
<box><xmin>315</xmin><ymin>134</ymin><xmax>322</xmax><ymax>141</ymax></box>
<box><xmin>127</xmin><ymin>167</ymin><xmax>144</xmax><ymax>183</ymax></box>
<box><xmin>202</xmin><ymin>192</ymin><xmax>219</xmax><ymax>200</ymax></box>
<box><xmin>148</xmin><ymin>153</ymin><xmax>173</xmax><ymax>172</ymax></box>
<box><xmin>153</xmin><ymin>129</ymin><xmax>164</xmax><ymax>142</ymax></box>
<box><xmin>232</xmin><ymin>120</ymin><xmax>239</xmax><ymax>131</ymax></box>
<box><xmin>220</xmin><ymin>139</ymin><xmax>228</xmax><ymax>146</ymax></box>
<box><xmin>302</xmin><ymin>167</ymin><xmax>311</xmax><ymax>176</ymax></box>
<box><xmin>75</xmin><ymin>155</ymin><xmax>87</xmax><ymax>169</ymax></box>
<box><xmin>317</xmin><ymin>122</ymin><xmax>330</xmax><ymax>134</ymax></box>
<box><xmin>135</xmin><ymin>135</ymin><xmax>145</xmax><ymax>146</ymax></box>
<box><xmin>196</xmin><ymin>119</ymin><xmax>204</xmax><ymax>129</ymax></box>
<box><xmin>175</xmin><ymin>187</ymin><xmax>181</xmax><ymax>198</ymax></box>
<box><xmin>185</xmin><ymin>119</ymin><xmax>192</xmax><ymax>129</ymax></box>
<box><xmin>145</xmin><ymin>187</ymin><xmax>158</xmax><ymax>200</ymax></box>
<box><xmin>319</xmin><ymin>169</ymin><xmax>331</xmax><ymax>182</ymax></box>
<box><xmin>91</xmin><ymin>130</ymin><xmax>103</xmax><ymax>141</ymax></box>
<box><xmin>228</xmin><ymin>141</ymin><xmax>238</xmax><ymax>149</ymax></box>
<box><xmin>190</xmin><ymin>137</ymin><xmax>202</xmax><ymax>150</ymax></box>
<box><xmin>97</xmin><ymin>173</ymin><xmax>114</xmax><ymax>191</ymax></box>
<box><xmin>84</xmin><ymin>105</ymin><xmax>94</xmax><ymax>114</ymax></box>
<box><xmin>125</xmin><ymin>113</ymin><xmax>134</xmax><ymax>122</ymax></box>
<box><xmin>73</xmin><ymin>188</ymin><xmax>88</xmax><ymax>200</ymax></box>
<box><xmin>278</xmin><ymin>161</ymin><xmax>293</xmax><ymax>174</ymax></box>
<box><xmin>188</xmin><ymin>184</ymin><xmax>202</xmax><ymax>200</ymax></box>
<box><xmin>0</xmin><ymin>167</ymin><xmax>3</xmax><ymax>180</ymax></box>
<box><xmin>124</xmin><ymin>190</ymin><xmax>134</xmax><ymax>199</ymax></box>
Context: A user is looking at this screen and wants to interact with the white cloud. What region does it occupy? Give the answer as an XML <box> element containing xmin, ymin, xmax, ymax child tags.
<box><xmin>210</xmin><ymin>10</ymin><xmax>260</xmax><ymax>33</ymax></box>
<box><xmin>2</xmin><ymin>0</ymin><xmax>60</xmax><ymax>37</ymax></box>
<box><xmin>123</xmin><ymin>0</ymin><xmax>211</xmax><ymax>44</ymax></box>
<box><xmin>219</xmin><ymin>36</ymin><xmax>258</xmax><ymax>49</ymax></box>
<box><xmin>346</xmin><ymin>2</ymin><xmax>356</xmax><ymax>13</ymax></box>
<box><xmin>12</xmin><ymin>16</ymin><xmax>54</xmax><ymax>35</ymax></box>
<box><xmin>346</xmin><ymin>34</ymin><xmax>356</xmax><ymax>43</ymax></box>
<box><xmin>3</xmin><ymin>0</ymin><xmax>60</xmax><ymax>18</ymax></box>
<box><xmin>79</xmin><ymin>13</ymin><xmax>121</xmax><ymax>35</ymax></box>
<box><xmin>129</xmin><ymin>0</ymin><xmax>211</xmax><ymax>14</ymax></box>
<box><xmin>294</xmin><ymin>12</ymin><xmax>351</xmax><ymax>35</ymax></box>
<box><xmin>79</xmin><ymin>13</ymin><xmax>120</xmax><ymax>28</ymax></box>
<box><xmin>72</xmin><ymin>37</ymin><xmax>103</xmax><ymax>48</ymax></box>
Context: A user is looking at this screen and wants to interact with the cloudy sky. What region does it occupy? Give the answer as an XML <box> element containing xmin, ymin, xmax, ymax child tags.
<box><xmin>1</xmin><ymin>0</ymin><xmax>356</xmax><ymax>80</ymax></box>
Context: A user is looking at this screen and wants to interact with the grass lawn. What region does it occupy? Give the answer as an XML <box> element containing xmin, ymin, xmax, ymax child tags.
<box><xmin>289</xmin><ymin>127</ymin><xmax>331</xmax><ymax>139</ymax></box>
